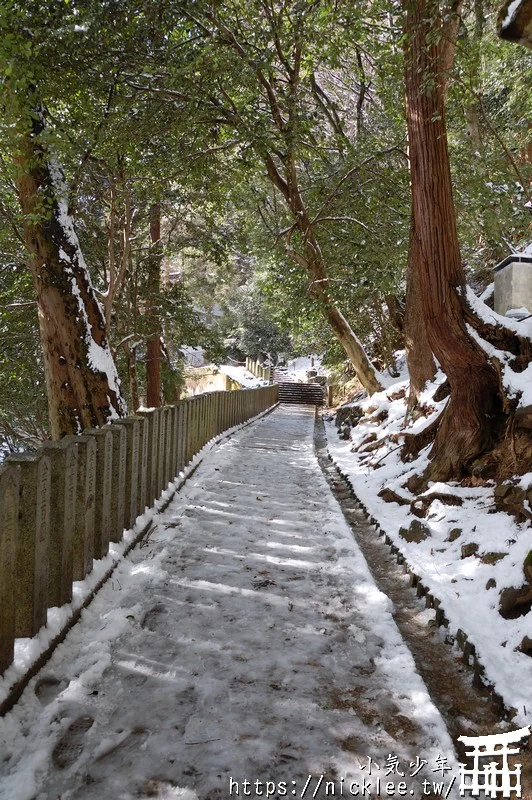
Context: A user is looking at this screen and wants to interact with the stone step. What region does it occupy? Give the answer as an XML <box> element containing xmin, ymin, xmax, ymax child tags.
<box><xmin>277</xmin><ymin>382</ymin><xmax>325</xmax><ymax>406</ymax></box>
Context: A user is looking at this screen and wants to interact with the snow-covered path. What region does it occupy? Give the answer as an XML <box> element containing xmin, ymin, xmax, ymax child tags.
<box><xmin>0</xmin><ymin>406</ymin><xmax>459</xmax><ymax>800</ymax></box>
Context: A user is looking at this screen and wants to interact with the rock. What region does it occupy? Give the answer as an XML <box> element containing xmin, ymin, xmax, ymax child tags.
<box><xmin>335</xmin><ymin>405</ymin><xmax>363</xmax><ymax>431</ymax></box>
<box><xmin>494</xmin><ymin>483</ymin><xmax>530</xmax><ymax>522</ymax></box>
<box><xmin>405</xmin><ymin>474</ymin><xmax>427</xmax><ymax>495</ymax></box>
<box><xmin>471</xmin><ymin>457</ymin><xmax>497</xmax><ymax>479</ymax></box>
<box><xmin>433</xmin><ymin>380</ymin><xmax>450</xmax><ymax>402</ymax></box>
<box><xmin>499</xmin><ymin>584</ymin><xmax>532</xmax><ymax>619</ymax></box>
<box><xmin>353</xmin><ymin>432</ymin><xmax>377</xmax><ymax>452</ymax></box>
<box><xmin>461</xmin><ymin>543</ymin><xmax>479</xmax><ymax>559</ymax></box>
<box><xmin>399</xmin><ymin>519</ymin><xmax>431</xmax><ymax>544</ymax></box>
<box><xmin>524</xmin><ymin>551</ymin><xmax>532</xmax><ymax>583</ymax></box>
<box><xmin>447</xmin><ymin>528</ymin><xmax>462</xmax><ymax>542</ymax></box>
<box><xmin>378</xmin><ymin>488</ymin><xmax>410</xmax><ymax>506</ymax></box>
<box><xmin>410</xmin><ymin>492</ymin><xmax>463</xmax><ymax>519</ymax></box>
<box><xmin>480</xmin><ymin>552</ymin><xmax>507</xmax><ymax>565</ymax></box>
<box><xmin>518</xmin><ymin>636</ymin><xmax>532</xmax><ymax>656</ymax></box>
<box><xmin>486</xmin><ymin>578</ymin><xmax>497</xmax><ymax>590</ymax></box>
<box><xmin>515</xmin><ymin>405</ymin><xmax>532</xmax><ymax>430</ymax></box>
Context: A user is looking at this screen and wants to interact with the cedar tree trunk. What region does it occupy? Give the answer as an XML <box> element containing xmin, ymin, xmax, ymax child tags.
<box><xmin>16</xmin><ymin>107</ymin><xmax>126</xmax><ymax>439</ymax></box>
<box><xmin>403</xmin><ymin>0</ymin><xmax>500</xmax><ymax>479</ymax></box>
<box><xmin>404</xmin><ymin>211</ymin><xmax>437</xmax><ymax>411</ymax></box>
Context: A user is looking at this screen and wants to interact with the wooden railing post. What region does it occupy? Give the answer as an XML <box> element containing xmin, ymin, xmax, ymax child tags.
<box><xmin>72</xmin><ymin>435</ymin><xmax>97</xmax><ymax>580</ymax></box>
<box><xmin>113</xmin><ymin>417</ymin><xmax>140</xmax><ymax>531</ymax></box>
<box><xmin>137</xmin><ymin>409</ymin><xmax>159</xmax><ymax>506</ymax></box>
<box><xmin>156</xmin><ymin>407</ymin><xmax>167</xmax><ymax>496</ymax></box>
<box><xmin>83</xmin><ymin>428</ymin><xmax>113</xmax><ymax>560</ymax></box>
<box><xmin>107</xmin><ymin>424</ymin><xmax>127</xmax><ymax>543</ymax></box>
<box><xmin>137</xmin><ymin>415</ymin><xmax>149</xmax><ymax>516</ymax></box>
<box><xmin>43</xmin><ymin>438</ymin><xmax>78</xmax><ymax>608</ymax></box>
<box><xmin>0</xmin><ymin>464</ymin><xmax>20</xmax><ymax>673</ymax></box>
<box><xmin>176</xmin><ymin>401</ymin><xmax>186</xmax><ymax>475</ymax></box>
<box><xmin>6</xmin><ymin>451</ymin><xmax>51</xmax><ymax>638</ymax></box>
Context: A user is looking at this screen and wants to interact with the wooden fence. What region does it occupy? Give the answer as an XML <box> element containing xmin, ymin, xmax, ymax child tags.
<box><xmin>245</xmin><ymin>357</ymin><xmax>273</xmax><ymax>383</ymax></box>
<box><xmin>0</xmin><ymin>385</ymin><xmax>278</xmax><ymax>676</ymax></box>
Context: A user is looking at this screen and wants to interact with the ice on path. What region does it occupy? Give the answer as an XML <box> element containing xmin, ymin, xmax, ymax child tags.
<box><xmin>0</xmin><ymin>406</ymin><xmax>457</xmax><ymax>800</ymax></box>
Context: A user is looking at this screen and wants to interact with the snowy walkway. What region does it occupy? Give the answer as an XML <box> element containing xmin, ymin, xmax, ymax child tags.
<box><xmin>0</xmin><ymin>406</ymin><xmax>458</xmax><ymax>800</ymax></box>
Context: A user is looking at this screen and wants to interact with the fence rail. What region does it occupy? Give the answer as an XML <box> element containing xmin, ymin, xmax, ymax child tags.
<box><xmin>0</xmin><ymin>385</ymin><xmax>278</xmax><ymax>676</ymax></box>
<box><xmin>245</xmin><ymin>357</ymin><xmax>273</xmax><ymax>383</ymax></box>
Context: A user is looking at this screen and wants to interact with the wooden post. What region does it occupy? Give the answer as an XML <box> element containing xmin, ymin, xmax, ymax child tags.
<box><xmin>83</xmin><ymin>428</ymin><xmax>113</xmax><ymax>560</ymax></box>
<box><xmin>72</xmin><ymin>435</ymin><xmax>97</xmax><ymax>580</ymax></box>
<box><xmin>43</xmin><ymin>438</ymin><xmax>78</xmax><ymax>608</ymax></box>
<box><xmin>6</xmin><ymin>452</ymin><xmax>51</xmax><ymax>637</ymax></box>
<box><xmin>0</xmin><ymin>465</ymin><xmax>20</xmax><ymax>673</ymax></box>
<box><xmin>137</xmin><ymin>408</ymin><xmax>159</xmax><ymax>506</ymax></box>
<box><xmin>113</xmin><ymin>417</ymin><xmax>140</xmax><ymax>530</ymax></box>
<box><xmin>137</xmin><ymin>415</ymin><xmax>149</xmax><ymax>516</ymax></box>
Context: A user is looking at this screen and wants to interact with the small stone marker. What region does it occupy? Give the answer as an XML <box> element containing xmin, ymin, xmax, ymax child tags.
<box><xmin>72</xmin><ymin>436</ymin><xmax>96</xmax><ymax>581</ymax></box>
<box><xmin>6</xmin><ymin>451</ymin><xmax>52</xmax><ymax>637</ymax></box>
<box><xmin>0</xmin><ymin>464</ymin><xmax>20</xmax><ymax>673</ymax></box>
<box><xmin>84</xmin><ymin>428</ymin><xmax>113</xmax><ymax>559</ymax></box>
<box><xmin>43</xmin><ymin>438</ymin><xmax>78</xmax><ymax>608</ymax></box>
<box><xmin>107</xmin><ymin>424</ymin><xmax>127</xmax><ymax>542</ymax></box>
<box><xmin>113</xmin><ymin>418</ymin><xmax>140</xmax><ymax>530</ymax></box>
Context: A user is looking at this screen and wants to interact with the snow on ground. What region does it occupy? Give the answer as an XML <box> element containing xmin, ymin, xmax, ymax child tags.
<box><xmin>218</xmin><ymin>364</ymin><xmax>269</xmax><ymax>387</ymax></box>
<box><xmin>325</xmin><ymin>384</ymin><xmax>532</xmax><ymax>728</ymax></box>
<box><xmin>0</xmin><ymin>406</ymin><xmax>458</xmax><ymax>800</ymax></box>
<box><xmin>279</xmin><ymin>355</ymin><xmax>325</xmax><ymax>382</ymax></box>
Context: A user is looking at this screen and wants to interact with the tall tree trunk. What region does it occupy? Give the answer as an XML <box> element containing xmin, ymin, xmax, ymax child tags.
<box><xmin>403</xmin><ymin>0</ymin><xmax>500</xmax><ymax>479</ymax></box>
<box><xmin>404</xmin><ymin>212</ymin><xmax>437</xmax><ymax>411</ymax></box>
<box><xmin>263</xmin><ymin>153</ymin><xmax>384</xmax><ymax>395</ymax></box>
<box><xmin>145</xmin><ymin>203</ymin><xmax>162</xmax><ymax>408</ymax></box>
<box><xmin>16</xmin><ymin>106</ymin><xmax>126</xmax><ymax>439</ymax></box>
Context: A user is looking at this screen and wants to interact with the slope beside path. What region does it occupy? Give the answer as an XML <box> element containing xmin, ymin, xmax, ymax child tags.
<box><xmin>0</xmin><ymin>405</ymin><xmax>458</xmax><ymax>800</ymax></box>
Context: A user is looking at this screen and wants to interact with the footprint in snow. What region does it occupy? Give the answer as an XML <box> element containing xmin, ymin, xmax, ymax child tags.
<box><xmin>52</xmin><ymin>715</ymin><xmax>94</xmax><ymax>769</ymax></box>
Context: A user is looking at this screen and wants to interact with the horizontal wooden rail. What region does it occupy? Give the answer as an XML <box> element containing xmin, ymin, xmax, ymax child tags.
<box><xmin>0</xmin><ymin>385</ymin><xmax>278</xmax><ymax>676</ymax></box>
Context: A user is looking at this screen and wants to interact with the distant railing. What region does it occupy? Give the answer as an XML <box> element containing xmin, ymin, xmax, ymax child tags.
<box><xmin>245</xmin><ymin>357</ymin><xmax>273</xmax><ymax>383</ymax></box>
<box><xmin>0</xmin><ymin>385</ymin><xmax>278</xmax><ymax>676</ymax></box>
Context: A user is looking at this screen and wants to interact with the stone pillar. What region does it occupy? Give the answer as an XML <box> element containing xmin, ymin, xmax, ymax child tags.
<box><xmin>72</xmin><ymin>435</ymin><xmax>96</xmax><ymax>581</ymax></box>
<box><xmin>6</xmin><ymin>451</ymin><xmax>51</xmax><ymax>637</ymax></box>
<box><xmin>84</xmin><ymin>428</ymin><xmax>113</xmax><ymax>560</ymax></box>
<box><xmin>113</xmin><ymin>417</ymin><xmax>140</xmax><ymax>530</ymax></box>
<box><xmin>107</xmin><ymin>423</ymin><xmax>127</xmax><ymax>542</ymax></box>
<box><xmin>137</xmin><ymin>409</ymin><xmax>159</xmax><ymax>506</ymax></box>
<box><xmin>0</xmin><ymin>465</ymin><xmax>20</xmax><ymax>673</ymax></box>
<box><xmin>43</xmin><ymin>438</ymin><xmax>78</xmax><ymax>608</ymax></box>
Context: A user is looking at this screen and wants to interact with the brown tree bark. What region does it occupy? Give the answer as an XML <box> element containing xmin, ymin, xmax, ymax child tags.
<box><xmin>263</xmin><ymin>154</ymin><xmax>383</xmax><ymax>395</ymax></box>
<box><xmin>145</xmin><ymin>203</ymin><xmax>162</xmax><ymax>408</ymax></box>
<box><xmin>403</xmin><ymin>0</ymin><xmax>501</xmax><ymax>479</ymax></box>
<box><xmin>15</xmin><ymin>107</ymin><xmax>126</xmax><ymax>439</ymax></box>
<box><xmin>404</xmin><ymin>212</ymin><xmax>437</xmax><ymax>412</ymax></box>
<box><xmin>497</xmin><ymin>0</ymin><xmax>532</xmax><ymax>45</ymax></box>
